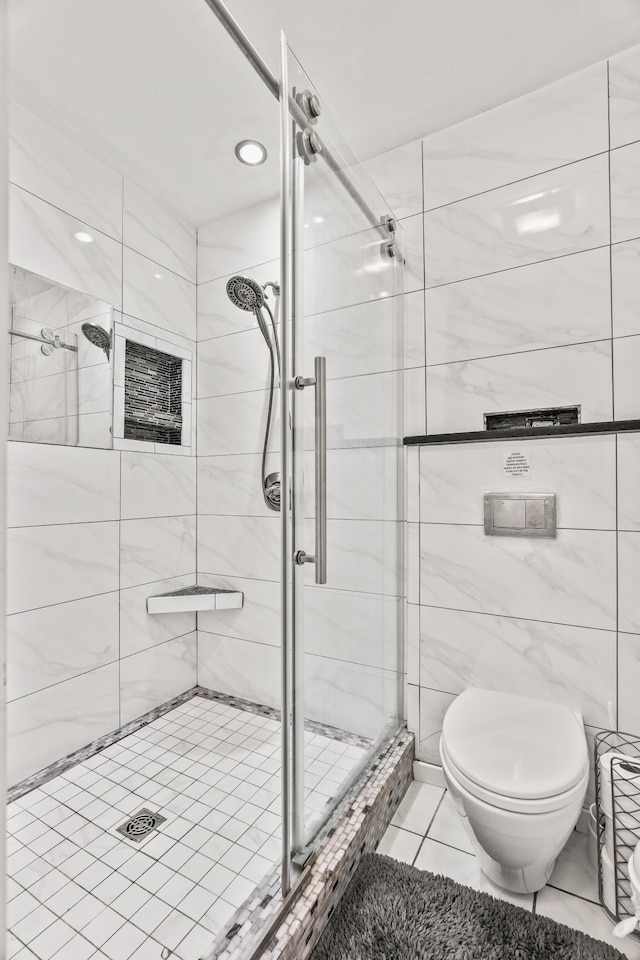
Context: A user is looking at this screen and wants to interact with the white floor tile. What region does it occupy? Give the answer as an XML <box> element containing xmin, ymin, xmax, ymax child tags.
<box><xmin>536</xmin><ymin>886</ymin><xmax>640</xmax><ymax>959</ymax></box>
<box><xmin>548</xmin><ymin>830</ymin><xmax>599</xmax><ymax>904</ymax></box>
<box><xmin>376</xmin><ymin>825</ymin><xmax>423</xmax><ymax>864</ymax></box>
<box><xmin>390</xmin><ymin>781</ymin><xmax>444</xmax><ymax>835</ymax></box>
<box><xmin>426</xmin><ymin>790</ymin><xmax>474</xmax><ymax>854</ymax></box>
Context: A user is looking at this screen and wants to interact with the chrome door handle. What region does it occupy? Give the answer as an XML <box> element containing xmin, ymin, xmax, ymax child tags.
<box><xmin>294</xmin><ymin>355</ymin><xmax>327</xmax><ymax>584</ymax></box>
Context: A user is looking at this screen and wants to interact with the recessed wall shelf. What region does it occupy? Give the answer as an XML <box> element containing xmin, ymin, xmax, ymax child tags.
<box><xmin>146</xmin><ymin>585</ymin><xmax>244</xmax><ymax>614</ymax></box>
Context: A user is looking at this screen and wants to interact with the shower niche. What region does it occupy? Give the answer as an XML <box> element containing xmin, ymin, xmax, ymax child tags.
<box><xmin>8</xmin><ymin>265</ymin><xmax>113</xmax><ymax>448</ymax></box>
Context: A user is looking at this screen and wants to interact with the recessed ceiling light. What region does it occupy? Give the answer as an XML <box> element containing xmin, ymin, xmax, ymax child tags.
<box><xmin>74</xmin><ymin>231</ymin><xmax>94</xmax><ymax>243</ymax></box>
<box><xmin>235</xmin><ymin>140</ymin><xmax>267</xmax><ymax>166</ymax></box>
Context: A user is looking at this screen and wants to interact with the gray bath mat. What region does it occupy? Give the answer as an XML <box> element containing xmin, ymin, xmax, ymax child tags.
<box><xmin>311</xmin><ymin>853</ymin><xmax>625</xmax><ymax>959</ymax></box>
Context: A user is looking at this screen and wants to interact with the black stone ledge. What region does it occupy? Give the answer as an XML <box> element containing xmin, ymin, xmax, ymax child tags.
<box><xmin>404</xmin><ymin>419</ymin><xmax>640</xmax><ymax>446</ymax></box>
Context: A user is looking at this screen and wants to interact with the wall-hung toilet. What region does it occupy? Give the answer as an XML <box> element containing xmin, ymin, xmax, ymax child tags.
<box><xmin>439</xmin><ymin>687</ymin><xmax>589</xmax><ymax>894</ymax></box>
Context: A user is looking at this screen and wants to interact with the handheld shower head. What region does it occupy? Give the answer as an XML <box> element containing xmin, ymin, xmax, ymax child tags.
<box><xmin>226</xmin><ymin>276</ymin><xmax>265</xmax><ymax>311</ymax></box>
<box><xmin>81</xmin><ymin>322</ymin><xmax>111</xmax><ymax>360</ymax></box>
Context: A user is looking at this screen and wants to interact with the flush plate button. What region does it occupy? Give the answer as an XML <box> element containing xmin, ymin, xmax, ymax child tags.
<box><xmin>484</xmin><ymin>492</ymin><xmax>556</xmax><ymax>538</ymax></box>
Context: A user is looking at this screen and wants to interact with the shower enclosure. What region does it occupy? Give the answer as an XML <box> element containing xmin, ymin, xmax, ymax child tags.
<box><xmin>4</xmin><ymin>1</ymin><xmax>404</xmax><ymax>956</ymax></box>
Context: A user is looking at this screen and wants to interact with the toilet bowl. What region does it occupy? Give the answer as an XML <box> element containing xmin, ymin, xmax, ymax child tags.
<box><xmin>439</xmin><ymin>688</ymin><xmax>589</xmax><ymax>894</ymax></box>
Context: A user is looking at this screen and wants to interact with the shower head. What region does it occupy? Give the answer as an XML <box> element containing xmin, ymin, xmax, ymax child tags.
<box><xmin>226</xmin><ymin>276</ymin><xmax>265</xmax><ymax>312</ymax></box>
<box><xmin>81</xmin><ymin>322</ymin><xmax>111</xmax><ymax>360</ymax></box>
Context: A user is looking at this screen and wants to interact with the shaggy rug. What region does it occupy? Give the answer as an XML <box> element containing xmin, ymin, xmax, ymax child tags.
<box><xmin>310</xmin><ymin>853</ymin><xmax>625</xmax><ymax>959</ymax></box>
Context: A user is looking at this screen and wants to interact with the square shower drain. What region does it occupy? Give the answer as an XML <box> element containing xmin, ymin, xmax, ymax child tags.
<box><xmin>116</xmin><ymin>808</ymin><xmax>166</xmax><ymax>843</ymax></box>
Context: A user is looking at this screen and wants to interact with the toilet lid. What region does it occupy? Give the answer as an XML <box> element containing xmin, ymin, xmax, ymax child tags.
<box><xmin>442</xmin><ymin>688</ymin><xmax>588</xmax><ymax>800</ymax></box>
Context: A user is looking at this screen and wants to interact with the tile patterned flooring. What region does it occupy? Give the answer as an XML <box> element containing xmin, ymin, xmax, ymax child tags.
<box><xmin>6</xmin><ymin>695</ymin><xmax>366</xmax><ymax>960</ymax></box>
<box><xmin>377</xmin><ymin>781</ymin><xmax>640</xmax><ymax>960</ymax></box>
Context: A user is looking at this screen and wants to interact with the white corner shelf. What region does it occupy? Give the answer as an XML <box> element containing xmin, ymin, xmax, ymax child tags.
<box><xmin>146</xmin><ymin>586</ymin><xmax>244</xmax><ymax>614</ymax></box>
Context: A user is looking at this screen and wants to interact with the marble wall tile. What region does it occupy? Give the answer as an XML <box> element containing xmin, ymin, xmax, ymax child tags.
<box><xmin>8</xmin><ymin>662</ymin><xmax>120</xmax><ymax>785</ymax></box>
<box><xmin>609</xmin><ymin>45</ymin><xmax>640</xmax><ymax>150</ymax></box>
<box><xmin>404</xmin><ymin>366</ymin><xmax>426</xmax><ymax>437</ymax></box>
<box><xmin>197</xmin><ymin>327</ymin><xmax>270</xmax><ymax>400</ymax></box>
<box><xmin>10</xmin><ymin>101</ymin><xmax>123</xmax><ymax>241</ymax></box>
<box><xmin>119</xmin><ymin>515</ymin><xmax>196</xmax><ymax>588</ymax></box>
<box><xmin>423</xmin><ymin>63</ymin><xmax>608</xmax><ymax>209</ymax></box>
<box><xmin>419</xmin><ymin>606</ymin><xmax>615</xmax><ymax>728</ymax></box>
<box><xmin>426</xmin><ymin>339</ymin><xmax>612</xmax><ymax>434</ymax></box>
<box><xmin>302</xmin><ymin>371</ymin><xmax>400</xmax><ymax>450</ymax></box>
<box><xmin>404</xmin><ymin>289</ymin><xmax>426</xmax><ymax>370</ymax></box>
<box><xmin>7</xmin><ymin>592</ymin><xmax>119</xmax><ymax>701</ymax></box>
<box><xmin>197</xmin><ymin>391</ymin><xmax>275</xmax><ymax>458</ymax></box>
<box><xmin>123</xmin><ymin>247</ymin><xmax>196</xmax><ymax>340</ymax></box>
<box><xmin>407</xmin><ymin>604</ymin><xmax>420</xmax><ymax>685</ymax></box>
<box><xmin>419</xmin><ymin>523</ymin><xmax>616</xmax><ymax>629</ymax></box>
<box><xmin>123</xmin><ymin>180</ymin><xmax>196</xmax><ymax>281</ymax></box>
<box><xmin>78</xmin><ymin>412</ymin><xmax>112</xmax><ymax>449</ymax></box>
<box><xmin>197</xmin><ymin>574</ymin><xmax>280</xmax><ymax>647</ymax></box>
<box><xmin>120</xmin><ymin>575</ymin><xmax>196</xmax><ymax>659</ymax></box>
<box><xmin>425</xmin><ymin>246</ymin><xmax>611</xmax><ymax>365</ymax></box>
<box><xmin>9</xmin><ymin>371</ymin><xmax>68</xmax><ymax>424</ymax></box>
<box><xmin>304</xmin><ymin>656</ymin><xmax>396</xmax><ymax>739</ymax></box>
<box><xmin>305</xmin><ymin>446</ymin><xmax>400</xmax><ymax>522</ymax></box>
<box><xmin>10</xmin><ymin>185</ymin><xmax>122</xmax><ymax>308</ymax></box>
<box><xmin>424</xmin><ymin>153</ymin><xmax>610</xmax><ymax>288</ymax></box>
<box><xmin>417</xmin><ymin>688</ymin><xmax>455</xmax><ymax>764</ymax></box>
<box><xmin>196</xmin><ymin>261</ymin><xmax>279</xmax><ymax>342</ymax></box>
<box><xmin>406</xmin><ymin>682</ymin><xmax>419</xmax><ymax>734</ymax></box>
<box><xmin>120</xmin><ymin>633</ymin><xmax>197</xmax><ymax>726</ymax></box>
<box><xmin>617</xmin><ymin>434</ymin><xmax>640</xmax><ymax>531</ymax></box>
<box><xmin>419</xmin><ymin>435</ymin><xmax>616</xmax><ymax>530</ymax></box>
<box><xmin>120</xmin><ymin>452</ymin><xmax>196</xmax><ymax>519</ymax></box>
<box><xmin>198</xmin><ymin>633</ymin><xmax>280</xmax><ymax>709</ymax></box>
<box><xmin>303</xmin><ymin>587</ymin><xmax>401</xmax><ymax>671</ymax></box>
<box><xmin>302</xmin><ymin>168</ymin><xmax>385</xmax><ymax>253</ymax></box>
<box><xmin>610</xmin><ymin>141</ymin><xmax>640</xmax><ymax>244</ymax></box>
<box><xmin>407</xmin><ymin>447</ymin><xmax>420</xmax><ymax>523</ymax></box>
<box><xmin>613</xmin><ymin>335</ymin><xmax>640</xmax><ymax>420</ymax></box>
<box><xmin>363</xmin><ymin>140</ymin><xmax>423</xmax><ymax>220</ymax></box>
<box><xmin>302</xmin><ymin>518</ymin><xmax>400</xmax><ymax>597</ymax></box>
<box><xmin>618</xmin><ymin>531</ymin><xmax>640</xmax><ymax>634</ymax></box>
<box><xmin>407</xmin><ymin>522</ymin><xmax>420</xmax><ymax>605</ymax></box>
<box><xmin>198</xmin><ymin>514</ymin><xmax>279</xmax><ymax>582</ymax></box>
<box><xmin>305</xmin><ymin>296</ymin><xmax>402</xmax><ymax>380</ymax></box>
<box><xmin>618</xmin><ymin>632</ymin><xmax>640</xmax><ymax>734</ymax></box>
<box><xmin>612</xmin><ymin>239</ymin><xmax>640</xmax><ymax>338</ymax></box>
<box><xmin>198</xmin><ymin>454</ymin><xmax>276</xmax><ymax>520</ymax></box>
<box><xmin>7</xmin><ymin>521</ymin><xmax>120</xmax><ymax>615</ymax></box>
<box><xmin>197</xmin><ymin>197</ymin><xmax>279</xmax><ymax>285</ymax></box>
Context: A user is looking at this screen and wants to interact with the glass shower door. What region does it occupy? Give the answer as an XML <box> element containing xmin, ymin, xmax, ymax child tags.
<box><xmin>280</xmin><ymin>37</ymin><xmax>405</xmax><ymax>880</ymax></box>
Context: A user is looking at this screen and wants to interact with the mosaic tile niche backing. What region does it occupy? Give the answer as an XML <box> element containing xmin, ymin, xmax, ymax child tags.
<box><xmin>124</xmin><ymin>340</ymin><xmax>182</xmax><ymax>444</ymax></box>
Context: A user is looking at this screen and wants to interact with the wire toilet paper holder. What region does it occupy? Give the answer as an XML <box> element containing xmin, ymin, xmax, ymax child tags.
<box><xmin>595</xmin><ymin>729</ymin><xmax>640</xmax><ymax>934</ymax></box>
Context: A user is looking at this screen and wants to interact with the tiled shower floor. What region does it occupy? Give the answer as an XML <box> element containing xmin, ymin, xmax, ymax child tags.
<box><xmin>6</xmin><ymin>695</ymin><xmax>366</xmax><ymax>959</ymax></box>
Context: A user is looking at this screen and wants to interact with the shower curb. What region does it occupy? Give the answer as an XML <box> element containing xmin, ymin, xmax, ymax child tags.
<box><xmin>205</xmin><ymin>727</ymin><xmax>414</xmax><ymax>960</ymax></box>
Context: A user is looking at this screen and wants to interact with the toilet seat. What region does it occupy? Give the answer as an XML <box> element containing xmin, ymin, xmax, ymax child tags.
<box><xmin>441</xmin><ymin>688</ymin><xmax>589</xmax><ymax>815</ymax></box>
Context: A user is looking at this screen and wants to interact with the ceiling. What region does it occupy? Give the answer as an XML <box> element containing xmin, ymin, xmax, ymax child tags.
<box><xmin>9</xmin><ymin>0</ymin><xmax>640</xmax><ymax>227</ymax></box>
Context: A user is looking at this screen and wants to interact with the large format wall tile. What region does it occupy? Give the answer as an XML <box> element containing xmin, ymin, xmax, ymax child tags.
<box><xmin>197</xmin><ymin>327</ymin><xmax>270</xmax><ymax>400</ymax></box>
<box><xmin>7</xmin><ymin>443</ymin><xmax>120</xmax><ymax>527</ymax></box>
<box><xmin>198</xmin><ymin>454</ymin><xmax>276</xmax><ymax>520</ymax></box>
<box><xmin>304</xmin><ymin>446</ymin><xmax>400</xmax><ymax>522</ymax></box>
<box><xmin>613</xmin><ymin>335</ymin><xmax>640</xmax><ymax>421</ymax></box>
<box><xmin>120</xmin><ymin>575</ymin><xmax>196</xmax><ymax>659</ymax></box>
<box><xmin>197</xmin><ymin>197</ymin><xmax>279</xmax><ymax>285</ymax></box>
<box><xmin>8</xmin><ymin>662</ymin><xmax>120</xmax><ymax>785</ymax></box>
<box><xmin>198</xmin><ymin>515</ymin><xmax>279</xmax><ymax>582</ymax></box>
<box><xmin>10</xmin><ymin>185</ymin><xmax>122</xmax><ymax>308</ymax></box>
<box><xmin>426</xmin><ymin>340</ymin><xmax>612</xmax><ymax>434</ymax></box>
<box><xmin>120</xmin><ymin>516</ymin><xmax>196</xmax><ymax>588</ymax></box>
<box><xmin>618</xmin><ymin>434</ymin><xmax>640</xmax><ymax>531</ymax></box>
<box><xmin>7</xmin><ymin>521</ymin><xmax>120</xmax><ymax>614</ymax></box>
<box><xmin>420</xmin><ymin>435</ymin><xmax>616</xmax><ymax>530</ymax></box>
<box><xmin>121</xmin><ymin>452</ymin><xmax>196</xmax><ymax>519</ymax></box>
<box><xmin>424</xmin><ymin>153</ymin><xmax>610</xmax><ymax>287</ymax></box>
<box><xmin>123</xmin><ymin>247</ymin><xmax>196</xmax><ymax>340</ymax></box>
<box><xmin>304</xmin><ymin>371</ymin><xmax>401</xmax><ymax>450</ymax></box>
<box><xmin>425</xmin><ymin>247</ymin><xmax>611</xmax><ymax>365</ymax></box>
<box><xmin>198</xmin><ymin>632</ymin><xmax>280</xmax><ymax>709</ymax></box>
<box><xmin>611</xmin><ymin>141</ymin><xmax>640</xmax><ymax>244</ymax></box>
<box><xmin>120</xmin><ymin>634</ymin><xmax>197</xmax><ymax>725</ymax></box>
<box><xmin>609</xmin><ymin>45</ymin><xmax>640</xmax><ymax>150</ymax></box>
<box><xmin>7</xmin><ymin>592</ymin><xmax>119</xmax><ymax>701</ymax></box>
<box><xmin>618</xmin><ymin>633</ymin><xmax>640</xmax><ymax>734</ymax></box>
<box><xmin>305</xmin><ymin>296</ymin><xmax>402</xmax><ymax>380</ymax></box>
<box><xmin>304</xmin><ymin>587</ymin><xmax>401</xmax><ymax>670</ymax></box>
<box><xmin>304</xmin><ymin>656</ymin><xmax>396</xmax><ymax>739</ymax></box>
<box><xmin>123</xmin><ymin>180</ymin><xmax>196</xmax><ymax>281</ymax></box>
<box><xmin>423</xmin><ymin>63</ymin><xmax>608</xmax><ymax>209</ymax></box>
<box><xmin>196</xmin><ymin>260</ymin><xmax>279</xmax><ymax>342</ymax></box>
<box><xmin>417</xmin><ymin>689</ymin><xmax>456</xmax><ymax>764</ymax></box>
<box><xmin>612</xmin><ymin>239</ymin><xmax>640</xmax><ymax>338</ymax></box>
<box><xmin>302</xmin><ymin>518</ymin><xmax>400</xmax><ymax>597</ymax></box>
<box><xmin>419</xmin><ymin>606</ymin><xmax>615</xmax><ymax>728</ymax></box>
<box><xmin>363</xmin><ymin>140</ymin><xmax>423</xmax><ymax>219</ymax></box>
<box><xmin>197</xmin><ymin>391</ymin><xmax>276</xmax><ymax>457</ymax></box>
<box><xmin>10</xmin><ymin>102</ymin><xmax>123</xmax><ymax>241</ymax></box>
<box><xmin>197</xmin><ymin>574</ymin><xmax>280</xmax><ymax>647</ymax></box>
<box><xmin>420</xmin><ymin>523</ymin><xmax>616</xmax><ymax>629</ymax></box>
<box><xmin>618</xmin><ymin>531</ymin><xmax>640</xmax><ymax>634</ymax></box>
